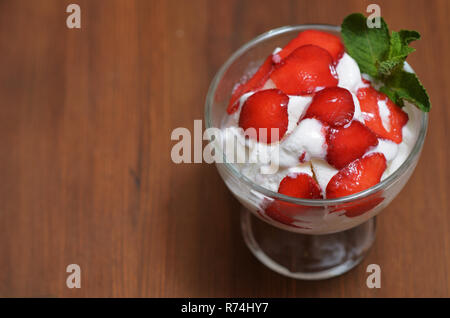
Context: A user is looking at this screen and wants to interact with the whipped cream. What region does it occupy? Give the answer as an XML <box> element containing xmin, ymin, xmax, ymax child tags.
<box><xmin>336</xmin><ymin>53</ymin><xmax>363</xmax><ymax>92</ymax></box>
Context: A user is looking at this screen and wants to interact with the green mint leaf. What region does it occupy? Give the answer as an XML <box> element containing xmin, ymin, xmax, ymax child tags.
<box><xmin>378</xmin><ymin>58</ymin><xmax>404</xmax><ymax>76</ymax></box>
<box><xmin>342</xmin><ymin>13</ymin><xmax>430</xmax><ymax>113</ymax></box>
<box><xmin>341</xmin><ymin>13</ymin><xmax>390</xmax><ymax>78</ymax></box>
<box><xmin>398</xmin><ymin>30</ymin><xmax>421</xmax><ymax>44</ymax></box>
<box><xmin>380</xmin><ymin>70</ymin><xmax>431</xmax><ymax>112</ymax></box>
<box><xmin>378</xmin><ymin>30</ymin><xmax>420</xmax><ymax>75</ymax></box>
<box><xmin>378</xmin><ymin>86</ymin><xmax>403</xmax><ymax>106</ymax></box>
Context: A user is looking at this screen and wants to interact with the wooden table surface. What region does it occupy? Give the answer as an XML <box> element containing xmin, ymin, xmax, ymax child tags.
<box><xmin>0</xmin><ymin>0</ymin><xmax>449</xmax><ymax>297</ymax></box>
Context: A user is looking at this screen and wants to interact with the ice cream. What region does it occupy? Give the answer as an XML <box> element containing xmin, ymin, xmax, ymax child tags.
<box><xmin>214</xmin><ymin>28</ymin><xmax>422</xmax><ymax>234</ymax></box>
<box><xmin>221</xmin><ymin>50</ymin><xmax>418</xmax><ymax>196</ymax></box>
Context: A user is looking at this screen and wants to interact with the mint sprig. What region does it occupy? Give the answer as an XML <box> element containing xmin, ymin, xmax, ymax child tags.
<box><xmin>340</xmin><ymin>13</ymin><xmax>390</xmax><ymax>78</ymax></box>
<box><xmin>380</xmin><ymin>70</ymin><xmax>431</xmax><ymax>112</ymax></box>
<box><xmin>341</xmin><ymin>13</ymin><xmax>430</xmax><ymax>112</ymax></box>
<box><xmin>378</xmin><ymin>30</ymin><xmax>420</xmax><ymax>75</ymax></box>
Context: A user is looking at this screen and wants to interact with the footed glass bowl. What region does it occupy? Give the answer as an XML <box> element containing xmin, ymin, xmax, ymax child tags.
<box><xmin>204</xmin><ymin>25</ymin><xmax>428</xmax><ymax>280</ymax></box>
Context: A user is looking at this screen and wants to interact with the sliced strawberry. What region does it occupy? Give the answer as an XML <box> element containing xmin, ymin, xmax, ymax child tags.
<box><xmin>332</xmin><ymin>193</ymin><xmax>384</xmax><ymax>218</ymax></box>
<box><xmin>326</xmin><ymin>153</ymin><xmax>387</xmax><ymax>199</ymax></box>
<box><xmin>304</xmin><ymin>87</ymin><xmax>355</xmax><ymax>127</ymax></box>
<box><xmin>238</xmin><ymin>89</ymin><xmax>289</xmax><ymax>143</ymax></box>
<box><xmin>227</xmin><ymin>56</ymin><xmax>274</xmax><ymax>114</ymax></box>
<box><xmin>275</xmin><ymin>30</ymin><xmax>344</xmax><ymax>63</ymax></box>
<box><xmin>278</xmin><ymin>173</ymin><xmax>323</xmax><ymax>199</ymax></box>
<box><xmin>264</xmin><ymin>208</ymin><xmax>310</xmax><ymax>228</ymax></box>
<box><xmin>326</xmin><ymin>121</ymin><xmax>378</xmax><ymax>169</ymax></box>
<box><xmin>346</xmin><ymin>197</ymin><xmax>384</xmax><ymax>217</ymax></box>
<box><xmin>356</xmin><ymin>85</ymin><xmax>409</xmax><ymax>144</ymax></box>
<box><xmin>361</xmin><ymin>78</ymin><xmax>372</xmax><ymax>85</ymax></box>
<box><xmin>298</xmin><ymin>152</ymin><xmax>306</xmax><ymax>163</ymax></box>
<box><xmin>265</xmin><ymin>173</ymin><xmax>322</xmax><ymax>226</ymax></box>
<box><xmin>270</xmin><ymin>45</ymin><xmax>338</xmax><ymax>95</ymax></box>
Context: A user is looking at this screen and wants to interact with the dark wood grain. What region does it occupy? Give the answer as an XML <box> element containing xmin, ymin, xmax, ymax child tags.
<box><xmin>0</xmin><ymin>0</ymin><xmax>448</xmax><ymax>297</ymax></box>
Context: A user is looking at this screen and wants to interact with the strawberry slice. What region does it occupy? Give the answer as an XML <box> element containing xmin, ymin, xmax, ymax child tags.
<box><xmin>227</xmin><ymin>56</ymin><xmax>274</xmax><ymax>114</ymax></box>
<box><xmin>264</xmin><ymin>208</ymin><xmax>310</xmax><ymax>229</ymax></box>
<box><xmin>270</xmin><ymin>45</ymin><xmax>338</xmax><ymax>95</ymax></box>
<box><xmin>332</xmin><ymin>193</ymin><xmax>384</xmax><ymax>218</ymax></box>
<box><xmin>326</xmin><ymin>153</ymin><xmax>387</xmax><ymax>199</ymax></box>
<box><xmin>356</xmin><ymin>85</ymin><xmax>409</xmax><ymax>144</ymax></box>
<box><xmin>304</xmin><ymin>87</ymin><xmax>355</xmax><ymax>127</ymax></box>
<box><xmin>326</xmin><ymin>121</ymin><xmax>378</xmax><ymax>169</ymax></box>
<box><xmin>278</xmin><ymin>173</ymin><xmax>323</xmax><ymax>199</ymax></box>
<box><xmin>265</xmin><ymin>173</ymin><xmax>322</xmax><ymax>226</ymax></box>
<box><xmin>275</xmin><ymin>30</ymin><xmax>344</xmax><ymax>63</ymax></box>
<box><xmin>238</xmin><ymin>89</ymin><xmax>289</xmax><ymax>143</ymax></box>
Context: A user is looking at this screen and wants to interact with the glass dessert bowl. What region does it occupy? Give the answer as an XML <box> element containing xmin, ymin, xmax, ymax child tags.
<box><xmin>205</xmin><ymin>25</ymin><xmax>428</xmax><ymax>280</ymax></box>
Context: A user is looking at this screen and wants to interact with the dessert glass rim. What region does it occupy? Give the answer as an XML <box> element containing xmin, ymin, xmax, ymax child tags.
<box><xmin>204</xmin><ymin>24</ymin><xmax>428</xmax><ymax>206</ymax></box>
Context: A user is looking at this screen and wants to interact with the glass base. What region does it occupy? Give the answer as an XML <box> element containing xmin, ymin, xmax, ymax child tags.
<box><xmin>240</xmin><ymin>209</ymin><xmax>376</xmax><ymax>280</ymax></box>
